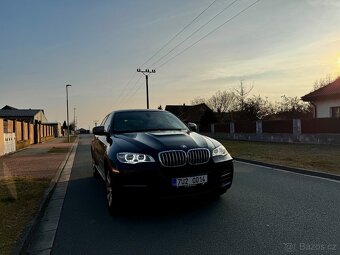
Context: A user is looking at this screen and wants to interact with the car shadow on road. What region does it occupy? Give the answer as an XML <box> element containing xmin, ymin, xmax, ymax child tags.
<box><xmin>117</xmin><ymin>196</ymin><xmax>223</xmax><ymax>219</ymax></box>
<box><xmin>92</xmin><ymin>178</ymin><xmax>226</xmax><ymax>220</ymax></box>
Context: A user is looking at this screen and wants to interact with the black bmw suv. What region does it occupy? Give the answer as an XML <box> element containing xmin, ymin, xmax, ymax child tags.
<box><xmin>91</xmin><ymin>109</ymin><xmax>233</xmax><ymax>212</ymax></box>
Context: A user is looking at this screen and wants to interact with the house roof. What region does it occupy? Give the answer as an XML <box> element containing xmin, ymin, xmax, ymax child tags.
<box><xmin>165</xmin><ymin>105</ymin><xmax>187</xmax><ymax>116</ymax></box>
<box><xmin>2</xmin><ymin>105</ymin><xmax>18</xmax><ymax>110</ymax></box>
<box><xmin>301</xmin><ymin>77</ymin><xmax>340</xmax><ymax>101</ymax></box>
<box><xmin>165</xmin><ymin>103</ymin><xmax>211</xmax><ymax>122</ymax></box>
<box><xmin>0</xmin><ymin>105</ymin><xmax>44</xmax><ymax>119</ymax></box>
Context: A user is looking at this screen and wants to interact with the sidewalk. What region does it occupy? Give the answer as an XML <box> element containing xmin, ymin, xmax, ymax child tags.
<box><xmin>0</xmin><ymin>138</ymin><xmax>73</xmax><ymax>180</ymax></box>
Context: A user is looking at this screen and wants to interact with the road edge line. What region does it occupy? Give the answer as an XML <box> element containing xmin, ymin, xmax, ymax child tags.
<box><xmin>234</xmin><ymin>157</ymin><xmax>340</xmax><ymax>181</ymax></box>
<box><xmin>12</xmin><ymin>138</ymin><xmax>79</xmax><ymax>255</ymax></box>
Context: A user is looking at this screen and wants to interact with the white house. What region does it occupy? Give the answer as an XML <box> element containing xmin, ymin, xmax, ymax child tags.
<box><xmin>301</xmin><ymin>78</ymin><xmax>340</xmax><ymax>118</ymax></box>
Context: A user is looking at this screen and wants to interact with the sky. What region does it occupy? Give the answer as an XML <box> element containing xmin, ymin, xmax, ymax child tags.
<box><xmin>0</xmin><ymin>0</ymin><xmax>340</xmax><ymax>129</ymax></box>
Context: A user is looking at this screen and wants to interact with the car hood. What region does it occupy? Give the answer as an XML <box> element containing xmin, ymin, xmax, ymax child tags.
<box><xmin>112</xmin><ymin>131</ymin><xmax>219</xmax><ymax>152</ymax></box>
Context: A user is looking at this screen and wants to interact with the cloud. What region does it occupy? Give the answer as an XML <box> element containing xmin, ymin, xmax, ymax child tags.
<box><xmin>202</xmin><ymin>69</ymin><xmax>291</xmax><ymax>85</ymax></box>
<box><xmin>307</xmin><ymin>0</ymin><xmax>340</xmax><ymax>7</ymax></box>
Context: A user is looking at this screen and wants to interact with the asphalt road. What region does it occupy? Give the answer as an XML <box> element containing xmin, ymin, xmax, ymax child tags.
<box><xmin>52</xmin><ymin>134</ymin><xmax>340</xmax><ymax>255</ymax></box>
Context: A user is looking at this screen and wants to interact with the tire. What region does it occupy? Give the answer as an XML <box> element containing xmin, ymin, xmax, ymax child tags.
<box><xmin>91</xmin><ymin>150</ymin><xmax>99</xmax><ymax>178</ymax></box>
<box><xmin>105</xmin><ymin>171</ymin><xmax>120</xmax><ymax>215</ymax></box>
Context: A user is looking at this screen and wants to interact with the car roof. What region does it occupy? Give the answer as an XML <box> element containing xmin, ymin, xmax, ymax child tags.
<box><xmin>110</xmin><ymin>109</ymin><xmax>164</xmax><ymax>114</ymax></box>
<box><xmin>112</xmin><ymin>109</ymin><xmax>163</xmax><ymax>113</ymax></box>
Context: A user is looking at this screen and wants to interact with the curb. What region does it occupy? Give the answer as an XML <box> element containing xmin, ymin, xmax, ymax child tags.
<box><xmin>234</xmin><ymin>157</ymin><xmax>340</xmax><ymax>181</ymax></box>
<box><xmin>12</xmin><ymin>138</ymin><xmax>79</xmax><ymax>255</ymax></box>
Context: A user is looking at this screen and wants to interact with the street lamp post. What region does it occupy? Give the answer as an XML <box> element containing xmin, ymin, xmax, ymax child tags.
<box><xmin>74</xmin><ymin>107</ymin><xmax>76</xmax><ymax>133</ymax></box>
<box><xmin>66</xmin><ymin>84</ymin><xmax>72</xmax><ymax>143</ymax></box>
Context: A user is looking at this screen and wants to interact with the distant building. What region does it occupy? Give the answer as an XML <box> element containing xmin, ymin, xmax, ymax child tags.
<box><xmin>78</xmin><ymin>128</ymin><xmax>90</xmax><ymax>134</ymax></box>
<box><xmin>301</xmin><ymin>78</ymin><xmax>340</xmax><ymax>118</ymax></box>
<box><xmin>165</xmin><ymin>103</ymin><xmax>215</xmax><ymax>124</ymax></box>
<box><xmin>0</xmin><ymin>105</ymin><xmax>47</xmax><ymax>123</ymax></box>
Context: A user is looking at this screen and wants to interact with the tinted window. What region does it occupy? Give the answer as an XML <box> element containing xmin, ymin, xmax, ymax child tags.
<box><xmin>104</xmin><ymin>113</ymin><xmax>113</xmax><ymax>131</ymax></box>
<box><xmin>113</xmin><ymin>111</ymin><xmax>188</xmax><ymax>132</ymax></box>
<box><xmin>100</xmin><ymin>115</ymin><xmax>109</xmax><ymax>126</ymax></box>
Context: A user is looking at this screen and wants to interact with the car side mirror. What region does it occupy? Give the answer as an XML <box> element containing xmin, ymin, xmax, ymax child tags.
<box><xmin>188</xmin><ymin>122</ymin><xmax>197</xmax><ymax>132</ymax></box>
<box><xmin>92</xmin><ymin>126</ymin><xmax>107</xmax><ymax>136</ymax></box>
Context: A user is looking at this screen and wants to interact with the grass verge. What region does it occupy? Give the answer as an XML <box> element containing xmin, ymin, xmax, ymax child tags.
<box><xmin>0</xmin><ymin>178</ymin><xmax>49</xmax><ymax>255</ymax></box>
<box><xmin>220</xmin><ymin>140</ymin><xmax>340</xmax><ymax>175</ymax></box>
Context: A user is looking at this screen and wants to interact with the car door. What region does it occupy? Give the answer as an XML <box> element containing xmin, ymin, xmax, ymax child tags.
<box><xmin>93</xmin><ymin>115</ymin><xmax>108</xmax><ymax>170</ymax></box>
<box><xmin>97</xmin><ymin>113</ymin><xmax>113</xmax><ymax>175</ymax></box>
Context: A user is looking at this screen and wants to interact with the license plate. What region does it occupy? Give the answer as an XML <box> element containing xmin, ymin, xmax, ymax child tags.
<box><xmin>172</xmin><ymin>175</ymin><xmax>208</xmax><ymax>188</ymax></box>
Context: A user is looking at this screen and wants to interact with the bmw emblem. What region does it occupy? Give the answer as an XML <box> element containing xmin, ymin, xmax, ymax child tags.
<box><xmin>180</xmin><ymin>145</ymin><xmax>187</xmax><ymax>149</ymax></box>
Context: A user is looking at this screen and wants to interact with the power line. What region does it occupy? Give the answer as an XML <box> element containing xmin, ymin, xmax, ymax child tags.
<box><xmin>149</xmin><ymin>0</ymin><xmax>240</xmax><ymax>68</ymax></box>
<box><xmin>117</xmin><ymin>1</ymin><xmax>217</xmax><ymax>108</ymax></box>
<box><xmin>117</xmin><ymin>76</ymin><xmax>143</xmax><ymax>108</ymax></box>
<box><xmin>114</xmin><ymin>72</ymin><xmax>138</xmax><ymax>108</ymax></box>
<box><xmin>139</xmin><ymin>0</ymin><xmax>219</xmax><ymax>68</ymax></box>
<box><xmin>156</xmin><ymin>0</ymin><xmax>261</xmax><ymax>70</ymax></box>
<box><xmin>120</xmin><ymin>0</ymin><xmax>261</xmax><ymax>108</ymax></box>
<box><xmin>120</xmin><ymin>78</ymin><xmax>145</xmax><ymax>108</ymax></box>
<box><xmin>120</xmin><ymin>1</ymin><xmax>219</xmax><ymax>109</ymax></box>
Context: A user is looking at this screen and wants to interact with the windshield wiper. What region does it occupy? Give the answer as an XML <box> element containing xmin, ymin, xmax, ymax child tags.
<box><xmin>113</xmin><ymin>128</ymin><xmax>187</xmax><ymax>133</ymax></box>
<box><xmin>144</xmin><ymin>128</ymin><xmax>188</xmax><ymax>131</ymax></box>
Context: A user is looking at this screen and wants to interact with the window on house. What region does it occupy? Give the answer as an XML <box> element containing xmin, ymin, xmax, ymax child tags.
<box><xmin>331</xmin><ymin>106</ymin><xmax>340</xmax><ymax>118</ymax></box>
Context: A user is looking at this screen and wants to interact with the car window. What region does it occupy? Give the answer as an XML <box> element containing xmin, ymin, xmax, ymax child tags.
<box><xmin>104</xmin><ymin>113</ymin><xmax>113</xmax><ymax>132</ymax></box>
<box><xmin>113</xmin><ymin>111</ymin><xmax>188</xmax><ymax>132</ymax></box>
<box><xmin>100</xmin><ymin>115</ymin><xmax>109</xmax><ymax>126</ymax></box>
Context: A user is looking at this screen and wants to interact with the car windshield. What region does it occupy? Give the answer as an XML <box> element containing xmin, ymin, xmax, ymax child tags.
<box><xmin>113</xmin><ymin>111</ymin><xmax>189</xmax><ymax>133</ymax></box>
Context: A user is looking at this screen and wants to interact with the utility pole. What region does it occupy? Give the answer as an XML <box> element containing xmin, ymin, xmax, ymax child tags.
<box><xmin>137</xmin><ymin>69</ymin><xmax>156</xmax><ymax>109</ymax></box>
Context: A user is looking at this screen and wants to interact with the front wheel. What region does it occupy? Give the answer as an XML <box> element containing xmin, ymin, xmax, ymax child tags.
<box><xmin>105</xmin><ymin>171</ymin><xmax>120</xmax><ymax>214</ymax></box>
<box><xmin>91</xmin><ymin>150</ymin><xmax>99</xmax><ymax>178</ymax></box>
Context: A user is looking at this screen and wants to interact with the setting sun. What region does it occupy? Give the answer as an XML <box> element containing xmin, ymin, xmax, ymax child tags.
<box><xmin>337</xmin><ymin>57</ymin><xmax>340</xmax><ymax>65</ymax></box>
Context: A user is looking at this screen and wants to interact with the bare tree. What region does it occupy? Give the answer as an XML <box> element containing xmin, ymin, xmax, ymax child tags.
<box><xmin>313</xmin><ymin>74</ymin><xmax>333</xmax><ymax>91</ymax></box>
<box><xmin>207</xmin><ymin>90</ymin><xmax>237</xmax><ymax>113</ymax></box>
<box><xmin>230</xmin><ymin>95</ymin><xmax>275</xmax><ymax>121</ymax></box>
<box><xmin>191</xmin><ymin>96</ymin><xmax>207</xmax><ymax>105</ymax></box>
<box><xmin>234</xmin><ymin>80</ymin><xmax>254</xmax><ymax>111</ymax></box>
<box><xmin>277</xmin><ymin>95</ymin><xmax>311</xmax><ymax>113</ymax></box>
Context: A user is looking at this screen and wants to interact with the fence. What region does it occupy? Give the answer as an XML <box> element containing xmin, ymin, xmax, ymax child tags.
<box><xmin>200</xmin><ymin>118</ymin><xmax>340</xmax><ymax>145</ymax></box>
<box><xmin>4</xmin><ymin>133</ymin><xmax>16</xmax><ymax>154</ymax></box>
<box><xmin>234</xmin><ymin>121</ymin><xmax>256</xmax><ymax>133</ymax></box>
<box><xmin>262</xmin><ymin>120</ymin><xmax>293</xmax><ymax>133</ymax></box>
<box><xmin>301</xmin><ymin>118</ymin><xmax>340</xmax><ymax>133</ymax></box>
<box><xmin>0</xmin><ymin>119</ymin><xmax>57</xmax><ymax>156</ymax></box>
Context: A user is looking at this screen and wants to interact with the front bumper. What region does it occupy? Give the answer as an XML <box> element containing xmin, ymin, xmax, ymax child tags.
<box><xmin>110</xmin><ymin>159</ymin><xmax>234</xmax><ymax>199</ymax></box>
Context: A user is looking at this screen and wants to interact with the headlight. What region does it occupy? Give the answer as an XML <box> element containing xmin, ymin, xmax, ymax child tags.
<box><xmin>212</xmin><ymin>145</ymin><xmax>229</xmax><ymax>157</ymax></box>
<box><xmin>117</xmin><ymin>152</ymin><xmax>155</xmax><ymax>164</ymax></box>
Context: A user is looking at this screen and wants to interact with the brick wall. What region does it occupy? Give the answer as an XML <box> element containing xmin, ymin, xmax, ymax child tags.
<box><xmin>23</xmin><ymin>122</ymin><xmax>29</xmax><ymax>140</ymax></box>
<box><xmin>29</xmin><ymin>124</ymin><xmax>34</xmax><ymax>144</ymax></box>
<box><xmin>15</xmin><ymin>120</ymin><xmax>22</xmax><ymax>141</ymax></box>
